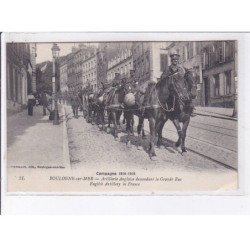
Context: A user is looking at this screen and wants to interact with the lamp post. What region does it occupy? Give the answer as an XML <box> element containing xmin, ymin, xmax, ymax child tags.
<box><xmin>51</xmin><ymin>43</ymin><xmax>60</xmax><ymax>125</ymax></box>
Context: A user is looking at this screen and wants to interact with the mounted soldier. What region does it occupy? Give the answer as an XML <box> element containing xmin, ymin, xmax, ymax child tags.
<box><xmin>127</xmin><ymin>70</ymin><xmax>139</xmax><ymax>91</ymax></box>
<box><xmin>160</xmin><ymin>51</ymin><xmax>196</xmax><ymax>117</ymax></box>
<box><xmin>112</xmin><ymin>72</ymin><xmax>122</xmax><ymax>88</ymax></box>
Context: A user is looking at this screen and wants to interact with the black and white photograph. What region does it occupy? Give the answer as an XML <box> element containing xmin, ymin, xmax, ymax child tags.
<box><xmin>2</xmin><ymin>33</ymin><xmax>238</xmax><ymax>193</ymax></box>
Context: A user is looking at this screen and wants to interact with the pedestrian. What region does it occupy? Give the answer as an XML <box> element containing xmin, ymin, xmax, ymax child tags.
<box><xmin>71</xmin><ymin>94</ymin><xmax>81</xmax><ymax>118</ymax></box>
<box><xmin>41</xmin><ymin>91</ymin><xmax>51</xmax><ymax>116</ymax></box>
<box><xmin>27</xmin><ymin>93</ymin><xmax>36</xmax><ymax>116</ymax></box>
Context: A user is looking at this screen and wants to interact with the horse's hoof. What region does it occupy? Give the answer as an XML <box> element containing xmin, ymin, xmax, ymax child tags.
<box><xmin>149</xmin><ymin>153</ymin><xmax>157</xmax><ymax>160</ymax></box>
<box><xmin>106</xmin><ymin>128</ymin><xmax>110</xmax><ymax>134</ymax></box>
<box><xmin>142</xmin><ymin>135</ymin><xmax>146</xmax><ymax>140</ymax></box>
<box><xmin>175</xmin><ymin>141</ymin><xmax>181</xmax><ymax>147</ymax></box>
<box><xmin>182</xmin><ymin>147</ymin><xmax>188</xmax><ymax>153</ymax></box>
<box><xmin>126</xmin><ymin>141</ymin><xmax>131</xmax><ymax>148</ymax></box>
<box><xmin>137</xmin><ymin>145</ymin><xmax>143</xmax><ymax>150</ymax></box>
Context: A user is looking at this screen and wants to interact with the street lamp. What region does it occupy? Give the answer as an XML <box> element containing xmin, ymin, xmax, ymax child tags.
<box><xmin>51</xmin><ymin>43</ymin><xmax>60</xmax><ymax>125</ymax></box>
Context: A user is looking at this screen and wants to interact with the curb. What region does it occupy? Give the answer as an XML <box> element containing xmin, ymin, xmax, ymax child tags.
<box><xmin>194</xmin><ymin>112</ymin><xmax>237</xmax><ymax>121</ymax></box>
<box><xmin>61</xmin><ymin>104</ymin><xmax>71</xmax><ymax>169</ymax></box>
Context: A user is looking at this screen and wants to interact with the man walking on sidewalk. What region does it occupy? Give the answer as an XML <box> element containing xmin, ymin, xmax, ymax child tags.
<box><xmin>70</xmin><ymin>93</ymin><xmax>81</xmax><ymax>118</ymax></box>
<box><xmin>41</xmin><ymin>91</ymin><xmax>51</xmax><ymax>116</ymax></box>
<box><xmin>27</xmin><ymin>93</ymin><xmax>36</xmax><ymax>116</ymax></box>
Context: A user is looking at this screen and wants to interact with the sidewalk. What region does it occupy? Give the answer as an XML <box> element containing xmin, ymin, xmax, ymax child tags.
<box><xmin>195</xmin><ymin>106</ymin><xmax>237</xmax><ymax>121</ymax></box>
<box><xmin>6</xmin><ymin>104</ymin><xmax>70</xmax><ymax>168</ymax></box>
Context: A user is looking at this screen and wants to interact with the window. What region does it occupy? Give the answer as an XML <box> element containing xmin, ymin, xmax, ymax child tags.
<box><xmin>208</xmin><ymin>45</ymin><xmax>215</xmax><ymax>67</ymax></box>
<box><xmin>187</xmin><ymin>42</ymin><xmax>194</xmax><ymax>59</ymax></box>
<box><xmin>218</xmin><ymin>41</ymin><xmax>225</xmax><ymax>63</ymax></box>
<box><xmin>225</xmin><ymin>41</ymin><xmax>235</xmax><ymax>61</ymax></box>
<box><xmin>225</xmin><ymin>71</ymin><xmax>232</xmax><ymax>95</ymax></box>
<box><xmin>214</xmin><ymin>74</ymin><xmax>220</xmax><ymax>97</ymax></box>
<box><xmin>182</xmin><ymin>46</ymin><xmax>187</xmax><ymax>62</ymax></box>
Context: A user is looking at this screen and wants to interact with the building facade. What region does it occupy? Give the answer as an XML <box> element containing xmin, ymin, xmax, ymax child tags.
<box><xmin>164</xmin><ymin>41</ymin><xmax>237</xmax><ymax>108</ymax></box>
<box><xmin>6</xmin><ymin>43</ymin><xmax>33</xmax><ymax>110</ymax></box>
<box><xmin>96</xmin><ymin>42</ymin><xmax>132</xmax><ymax>87</ymax></box>
<box><xmin>82</xmin><ymin>54</ymin><xmax>97</xmax><ymax>91</ymax></box>
<box><xmin>107</xmin><ymin>49</ymin><xmax>133</xmax><ymax>83</ymax></box>
<box><xmin>200</xmin><ymin>40</ymin><xmax>236</xmax><ymax>108</ymax></box>
<box><xmin>30</xmin><ymin>43</ymin><xmax>37</xmax><ymax>93</ymax></box>
<box><xmin>132</xmin><ymin>42</ymin><xmax>170</xmax><ymax>84</ymax></box>
<box><xmin>74</xmin><ymin>49</ymin><xmax>84</xmax><ymax>91</ymax></box>
<box><xmin>67</xmin><ymin>52</ymin><xmax>76</xmax><ymax>93</ymax></box>
<box><xmin>59</xmin><ymin>59</ymin><xmax>68</xmax><ymax>93</ymax></box>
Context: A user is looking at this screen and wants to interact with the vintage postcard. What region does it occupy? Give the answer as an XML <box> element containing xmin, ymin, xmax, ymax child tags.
<box><xmin>1</xmin><ymin>33</ymin><xmax>240</xmax><ymax>195</ymax></box>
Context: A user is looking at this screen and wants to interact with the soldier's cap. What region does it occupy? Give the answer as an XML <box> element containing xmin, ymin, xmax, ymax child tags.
<box><xmin>170</xmin><ymin>52</ymin><xmax>180</xmax><ymax>60</ymax></box>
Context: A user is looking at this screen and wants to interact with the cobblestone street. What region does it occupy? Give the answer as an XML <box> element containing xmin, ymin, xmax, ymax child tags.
<box><xmin>65</xmin><ymin>105</ymin><xmax>237</xmax><ymax>192</ymax></box>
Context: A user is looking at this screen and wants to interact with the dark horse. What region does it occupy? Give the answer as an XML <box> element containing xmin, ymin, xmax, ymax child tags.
<box><xmin>95</xmin><ymin>83</ymin><xmax>124</xmax><ymax>139</ymax></box>
<box><xmin>155</xmin><ymin>69</ymin><xmax>197</xmax><ymax>153</ymax></box>
<box><xmin>124</xmin><ymin>72</ymin><xmax>192</xmax><ymax>159</ymax></box>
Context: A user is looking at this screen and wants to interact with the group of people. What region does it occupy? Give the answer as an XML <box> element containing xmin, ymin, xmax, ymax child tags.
<box><xmin>27</xmin><ymin>91</ymin><xmax>52</xmax><ymax>117</ymax></box>
<box><xmin>57</xmin><ymin>51</ymin><xmax>196</xmax><ymax>120</ymax></box>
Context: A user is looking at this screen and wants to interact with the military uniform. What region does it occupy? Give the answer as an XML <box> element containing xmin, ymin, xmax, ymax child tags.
<box><xmin>161</xmin><ymin>64</ymin><xmax>186</xmax><ymax>80</ymax></box>
<box><xmin>160</xmin><ymin>53</ymin><xmax>196</xmax><ymax>116</ymax></box>
<box><xmin>126</xmin><ymin>70</ymin><xmax>139</xmax><ymax>92</ymax></box>
<box><xmin>111</xmin><ymin>73</ymin><xmax>121</xmax><ymax>88</ymax></box>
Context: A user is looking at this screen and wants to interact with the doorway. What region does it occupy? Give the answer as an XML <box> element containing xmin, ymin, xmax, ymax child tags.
<box><xmin>203</xmin><ymin>77</ymin><xmax>210</xmax><ymax>106</ymax></box>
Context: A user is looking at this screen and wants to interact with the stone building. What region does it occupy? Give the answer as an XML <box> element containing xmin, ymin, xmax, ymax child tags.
<box><xmin>67</xmin><ymin>51</ymin><xmax>76</xmax><ymax>93</ymax></box>
<box><xmin>131</xmin><ymin>42</ymin><xmax>170</xmax><ymax>83</ymax></box>
<box><xmin>164</xmin><ymin>41</ymin><xmax>237</xmax><ymax>108</ymax></box>
<box><xmin>96</xmin><ymin>42</ymin><xmax>132</xmax><ymax>87</ymax></box>
<box><xmin>200</xmin><ymin>40</ymin><xmax>236</xmax><ymax>108</ymax></box>
<box><xmin>59</xmin><ymin>58</ymin><xmax>68</xmax><ymax>93</ymax></box>
<box><xmin>30</xmin><ymin>43</ymin><xmax>37</xmax><ymax>93</ymax></box>
<box><xmin>107</xmin><ymin>48</ymin><xmax>133</xmax><ymax>83</ymax></box>
<box><xmin>82</xmin><ymin>53</ymin><xmax>97</xmax><ymax>91</ymax></box>
<box><xmin>6</xmin><ymin>43</ymin><xmax>33</xmax><ymax>111</ymax></box>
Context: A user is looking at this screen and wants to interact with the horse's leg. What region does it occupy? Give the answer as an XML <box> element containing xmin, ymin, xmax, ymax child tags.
<box><xmin>106</xmin><ymin>111</ymin><xmax>111</xmax><ymax>133</ymax></box>
<box><xmin>125</xmin><ymin>112</ymin><xmax>133</xmax><ymax>147</ymax></box>
<box><xmin>122</xmin><ymin>112</ymin><xmax>126</xmax><ymax>124</ymax></box>
<box><xmin>156</xmin><ymin>119</ymin><xmax>167</xmax><ymax>148</ymax></box>
<box><xmin>101</xmin><ymin>108</ymin><xmax>105</xmax><ymax>131</ymax></box>
<box><xmin>117</xmin><ymin>110</ymin><xmax>122</xmax><ymax>130</ymax></box>
<box><xmin>131</xmin><ymin>116</ymin><xmax>135</xmax><ymax>135</ymax></box>
<box><xmin>136</xmin><ymin>117</ymin><xmax>144</xmax><ymax>150</ymax></box>
<box><xmin>111</xmin><ymin>110</ymin><xmax>118</xmax><ymax>139</ymax></box>
<box><xmin>181</xmin><ymin>117</ymin><xmax>190</xmax><ymax>153</ymax></box>
<box><xmin>172</xmin><ymin>119</ymin><xmax>182</xmax><ymax>148</ymax></box>
<box><xmin>148</xmin><ymin>117</ymin><xmax>156</xmax><ymax>159</ymax></box>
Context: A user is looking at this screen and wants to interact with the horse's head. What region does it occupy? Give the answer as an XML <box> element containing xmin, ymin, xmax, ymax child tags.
<box><xmin>168</xmin><ymin>74</ymin><xmax>190</xmax><ymax>104</ymax></box>
<box><xmin>184</xmin><ymin>69</ymin><xmax>197</xmax><ymax>99</ymax></box>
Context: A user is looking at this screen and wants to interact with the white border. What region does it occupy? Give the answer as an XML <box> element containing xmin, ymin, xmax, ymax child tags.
<box><xmin>1</xmin><ymin>32</ymin><xmax>250</xmax><ymax>214</ymax></box>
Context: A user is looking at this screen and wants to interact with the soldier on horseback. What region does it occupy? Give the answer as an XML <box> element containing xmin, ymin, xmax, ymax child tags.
<box><xmin>112</xmin><ymin>72</ymin><xmax>122</xmax><ymax>88</ymax></box>
<box><xmin>127</xmin><ymin>70</ymin><xmax>139</xmax><ymax>92</ymax></box>
<box><xmin>160</xmin><ymin>51</ymin><xmax>196</xmax><ymax>117</ymax></box>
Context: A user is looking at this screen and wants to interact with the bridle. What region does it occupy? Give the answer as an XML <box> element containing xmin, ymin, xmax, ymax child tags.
<box><xmin>154</xmin><ymin>73</ymin><xmax>188</xmax><ymax>113</ymax></box>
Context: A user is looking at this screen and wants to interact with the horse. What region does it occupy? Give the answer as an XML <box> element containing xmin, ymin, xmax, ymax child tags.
<box><xmin>155</xmin><ymin>69</ymin><xmax>197</xmax><ymax>153</ymax></box>
<box><xmin>104</xmin><ymin>83</ymin><xmax>125</xmax><ymax>139</ymax></box>
<box><xmin>123</xmin><ymin>72</ymin><xmax>191</xmax><ymax>159</ymax></box>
